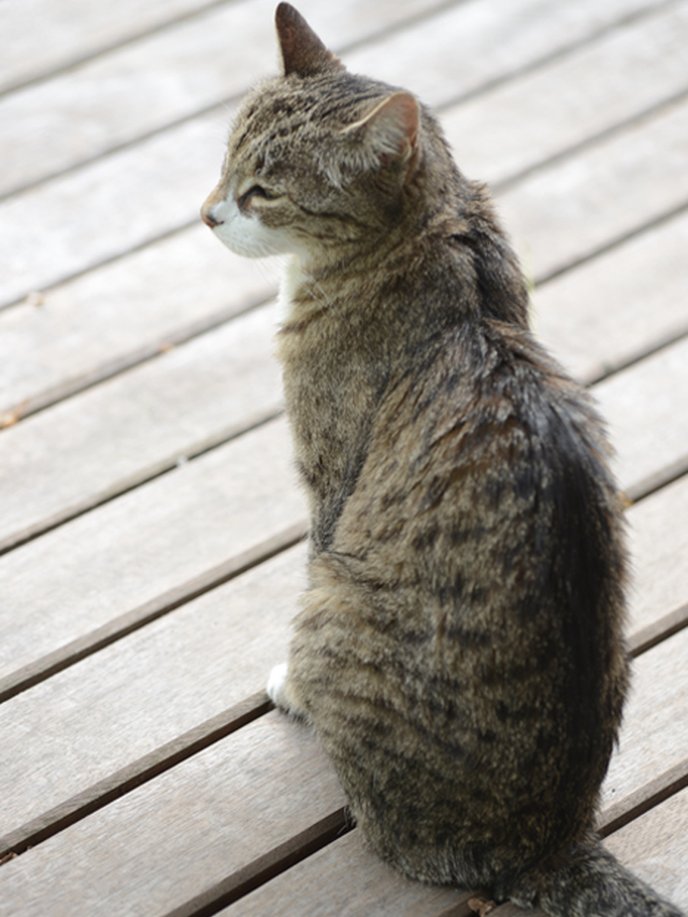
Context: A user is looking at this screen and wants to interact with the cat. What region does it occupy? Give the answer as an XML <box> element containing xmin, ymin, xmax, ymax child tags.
<box><xmin>201</xmin><ymin>5</ymin><xmax>684</xmax><ymax>915</ymax></box>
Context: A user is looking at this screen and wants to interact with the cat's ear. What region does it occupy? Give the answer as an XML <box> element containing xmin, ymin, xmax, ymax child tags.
<box><xmin>341</xmin><ymin>92</ymin><xmax>420</xmax><ymax>164</ymax></box>
<box><xmin>275</xmin><ymin>3</ymin><xmax>343</xmax><ymax>77</ymax></box>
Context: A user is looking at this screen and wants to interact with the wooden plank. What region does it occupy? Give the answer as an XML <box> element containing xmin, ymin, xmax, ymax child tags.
<box><xmin>1</xmin><ymin>393</ymin><xmax>685</xmax><ymax>712</ymax></box>
<box><xmin>228</xmin><ymin>830</ymin><xmax>469</xmax><ymax>916</ymax></box>
<box><xmin>1</xmin><ymin>624</ymin><xmax>685</xmax><ymax>916</ymax></box>
<box><xmin>4</xmin><ymin>13</ymin><xmax>688</xmax><ymax>420</ymax></box>
<box><xmin>0</xmin><ymin>712</ymin><xmax>347</xmax><ymax>917</ymax></box>
<box><xmin>345</xmin><ymin>0</ymin><xmax>672</xmax><ymax>110</ymax></box>
<box><xmin>0</xmin><ymin>544</ymin><xmax>305</xmax><ymax>852</ymax></box>
<box><xmin>0</xmin><ymin>110</ymin><xmax>227</xmax><ymax>308</ymax></box>
<box><xmin>227</xmin><ymin>794</ymin><xmax>688</xmax><ymax>915</ymax></box>
<box><xmin>601</xmin><ymin>629</ymin><xmax>688</xmax><ymax>820</ymax></box>
<box><xmin>0</xmin><ymin>303</ymin><xmax>281</xmax><ymax>553</ymax></box>
<box><xmin>2</xmin><ymin>314</ymin><xmax>687</xmax><ymax>556</ymax></box>
<box><xmin>498</xmin><ymin>96</ymin><xmax>688</xmax><ymax>282</ymax></box>
<box><xmin>593</xmin><ymin>336</ymin><xmax>688</xmax><ymax>499</ymax></box>
<box><xmin>0</xmin><ymin>0</ymin><xmax>444</xmax><ymax>198</ymax></box>
<box><xmin>2</xmin><ymin>1</ymin><xmax>680</xmax><ymax>308</ymax></box>
<box><xmin>3</xmin><ymin>8</ymin><xmax>688</xmax><ymax>420</ymax></box>
<box><xmin>437</xmin><ymin>1</ymin><xmax>688</xmax><ymax>188</ymax></box>
<box><xmin>0</xmin><ymin>225</ymin><xmax>276</xmax><ymax>420</ymax></box>
<box><xmin>626</xmin><ymin>474</ymin><xmax>688</xmax><ymax>649</ymax></box>
<box><xmin>2</xmin><ymin>461</ymin><xmax>685</xmax><ymax>853</ymax></box>
<box><xmin>605</xmin><ymin>789</ymin><xmax>688</xmax><ymax>909</ymax></box>
<box><xmin>532</xmin><ymin>209</ymin><xmax>688</xmax><ymax>385</ymax></box>
<box><xmin>0</xmin><ymin>416</ymin><xmax>306</xmax><ymax>699</ymax></box>
<box><xmin>0</xmin><ymin>0</ymin><xmax>224</xmax><ymax>94</ymax></box>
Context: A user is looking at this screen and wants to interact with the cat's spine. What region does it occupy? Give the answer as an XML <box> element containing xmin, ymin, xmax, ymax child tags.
<box><xmin>510</xmin><ymin>841</ymin><xmax>684</xmax><ymax>917</ymax></box>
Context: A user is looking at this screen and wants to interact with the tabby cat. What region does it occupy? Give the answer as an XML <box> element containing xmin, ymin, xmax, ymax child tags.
<box><xmin>201</xmin><ymin>5</ymin><xmax>683</xmax><ymax>914</ymax></box>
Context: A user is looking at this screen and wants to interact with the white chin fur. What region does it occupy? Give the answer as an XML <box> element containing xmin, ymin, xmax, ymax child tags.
<box><xmin>211</xmin><ymin>199</ymin><xmax>292</xmax><ymax>258</ymax></box>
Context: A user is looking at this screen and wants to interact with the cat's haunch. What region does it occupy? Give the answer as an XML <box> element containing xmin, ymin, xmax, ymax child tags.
<box><xmin>202</xmin><ymin>5</ymin><xmax>683</xmax><ymax>916</ymax></box>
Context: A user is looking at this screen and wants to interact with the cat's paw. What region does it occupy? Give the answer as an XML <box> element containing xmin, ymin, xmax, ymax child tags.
<box><xmin>267</xmin><ymin>662</ymin><xmax>308</xmax><ymax>720</ymax></box>
<box><xmin>267</xmin><ymin>662</ymin><xmax>292</xmax><ymax>711</ymax></box>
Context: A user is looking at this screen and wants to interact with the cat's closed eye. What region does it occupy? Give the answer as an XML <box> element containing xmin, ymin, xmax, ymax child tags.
<box><xmin>238</xmin><ymin>184</ymin><xmax>279</xmax><ymax>208</ymax></box>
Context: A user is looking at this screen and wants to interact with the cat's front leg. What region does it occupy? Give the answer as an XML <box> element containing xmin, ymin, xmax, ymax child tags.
<box><xmin>267</xmin><ymin>662</ymin><xmax>308</xmax><ymax>719</ymax></box>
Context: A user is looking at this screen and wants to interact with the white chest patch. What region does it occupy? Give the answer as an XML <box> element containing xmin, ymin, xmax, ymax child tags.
<box><xmin>276</xmin><ymin>257</ymin><xmax>307</xmax><ymax>326</ymax></box>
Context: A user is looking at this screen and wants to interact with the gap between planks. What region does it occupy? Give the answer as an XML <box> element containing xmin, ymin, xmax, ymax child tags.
<box><xmin>0</xmin><ymin>0</ymin><xmax>237</xmax><ymax>99</ymax></box>
<box><xmin>0</xmin><ymin>521</ymin><xmax>307</xmax><ymax>704</ymax></box>
<box><xmin>0</xmin><ymin>0</ymin><xmax>680</xmax><ymax>302</ymax></box>
<box><xmin>3</xmin><ymin>350</ymin><xmax>687</xmax><ymax>563</ymax></box>
<box><xmin>1</xmin><ymin>327</ymin><xmax>687</xmax><ymax>701</ymax></box>
<box><xmin>164</xmin><ymin>809</ymin><xmax>352</xmax><ymax>917</ymax></box>
<box><xmin>0</xmin><ymin>0</ymin><xmax>464</xmax><ymax>204</ymax></box>
<box><xmin>1</xmin><ymin>6</ymin><xmax>685</xmax><ymax>911</ymax></box>
<box><xmin>5</xmin><ymin>194</ymin><xmax>688</xmax><ymax>433</ymax></box>
<box><xmin>4</xmin><ymin>83</ymin><xmax>688</xmax><ymax>424</ymax></box>
<box><xmin>0</xmin><ymin>407</ymin><xmax>284</xmax><ymax>558</ymax></box>
<box><xmin>1</xmin><ymin>528</ymin><xmax>685</xmax><ymax>870</ymax></box>
<box><xmin>0</xmin><ymin>692</ymin><xmax>272</xmax><ymax>858</ymax></box>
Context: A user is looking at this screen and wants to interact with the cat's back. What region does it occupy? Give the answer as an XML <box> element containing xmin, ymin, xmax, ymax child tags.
<box><xmin>299</xmin><ymin>317</ymin><xmax>628</xmax><ymax>878</ymax></box>
<box><xmin>336</xmin><ymin>315</ymin><xmax>620</xmax><ymax>566</ymax></box>
<box><xmin>330</xmin><ymin>316</ymin><xmax>628</xmax><ymax>711</ymax></box>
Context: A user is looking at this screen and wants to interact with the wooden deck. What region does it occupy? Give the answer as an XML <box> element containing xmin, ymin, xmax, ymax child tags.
<box><xmin>1</xmin><ymin>1</ymin><xmax>687</xmax><ymax>913</ymax></box>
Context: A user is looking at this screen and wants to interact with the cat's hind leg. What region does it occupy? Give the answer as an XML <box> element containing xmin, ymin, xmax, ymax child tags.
<box><xmin>267</xmin><ymin>662</ymin><xmax>308</xmax><ymax>719</ymax></box>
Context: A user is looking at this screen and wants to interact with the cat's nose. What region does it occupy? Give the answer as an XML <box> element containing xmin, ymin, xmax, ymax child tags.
<box><xmin>200</xmin><ymin>203</ymin><xmax>224</xmax><ymax>228</ymax></box>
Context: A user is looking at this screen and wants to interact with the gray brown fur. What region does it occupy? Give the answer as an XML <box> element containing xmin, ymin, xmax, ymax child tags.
<box><xmin>202</xmin><ymin>5</ymin><xmax>684</xmax><ymax>914</ymax></box>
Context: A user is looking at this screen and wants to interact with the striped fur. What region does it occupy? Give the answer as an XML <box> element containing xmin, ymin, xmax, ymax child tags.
<box><xmin>202</xmin><ymin>5</ymin><xmax>683</xmax><ymax>914</ymax></box>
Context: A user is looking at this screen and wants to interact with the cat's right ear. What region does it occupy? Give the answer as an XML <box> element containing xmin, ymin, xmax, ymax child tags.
<box><xmin>275</xmin><ymin>3</ymin><xmax>343</xmax><ymax>77</ymax></box>
<box><xmin>341</xmin><ymin>92</ymin><xmax>420</xmax><ymax>166</ymax></box>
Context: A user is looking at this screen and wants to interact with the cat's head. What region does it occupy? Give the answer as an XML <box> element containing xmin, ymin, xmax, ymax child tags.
<box><xmin>201</xmin><ymin>3</ymin><xmax>433</xmax><ymax>265</ymax></box>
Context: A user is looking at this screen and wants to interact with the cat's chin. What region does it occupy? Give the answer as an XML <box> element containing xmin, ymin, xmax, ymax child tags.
<box><xmin>212</xmin><ymin>223</ymin><xmax>295</xmax><ymax>260</ymax></box>
<box><xmin>211</xmin><ymin>229</ymin><xmax>274</xmax><ymax>259</ymax></box>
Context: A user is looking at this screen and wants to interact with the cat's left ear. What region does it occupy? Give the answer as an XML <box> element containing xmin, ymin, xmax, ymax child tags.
<box><xmin>275</xmin><ymin>3</ymin><xmax>343</xmax><ymax>77</ymax></box>
<box><xmin>341</xmin><ymin>92</ymin><xmax>420</xmax><ymax>165</ymax></box>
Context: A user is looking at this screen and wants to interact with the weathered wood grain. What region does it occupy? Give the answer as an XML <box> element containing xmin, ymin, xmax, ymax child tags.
<box><xmin>3</xmin><ymin>7</ymin><xmax>688</xmax><ymax>421</ymax></box>
<box><xmin>3</xmin><ymin>2</ymin><xmax>684</xmax><ymax>308</ymax></box>
<box><xmin>500</xmin><ymin>95</ymin><xmax>688</xmax><ymax>280</ymax></box>
<box><xmin>0</xmin><ymin>0</ymin><xmax>442</xmax><ymax>197</ymax></box>
<box><xmin>0</xmin><ymin>110</ymin><xmax>227</xmax><ymax>308</ymax></box>
<box><xmin>0</xmin><ymin>544</ymin><xmax>305</xmax><ymax>852</ymax></box>
<box><xmin>2</xmin><ymin>0</ymin><xmax>667</xmax><ymax>197</ymax></box>
<box><xmin>1</xmin><ymin>627</ymin><xmax>685</xmax><ymax>916</ymax></box>
<box><xmin>606</xmin><ymin>788</ymin><xmax>688</xmax><ymax>908</ymax></box>
<box><xmin>498</xmin><ymin>96</ymin><xmax>688</xmax><ymax>282</ymax></box>
<box><xmin>0</xmin><ymin>712</ymin><xmax>347</xmax><ymax>917</ymax></box>
<box><xmin>626</xmin><ymin>474</ymin><xmax>688</xmax><ymax>649</ymax></box>
<box><xmin>0</xmin><ymin>304</ymin><xmax>281</xmax><ymax>553</ymax></box>
<box><xmin>439</xmin><ymin>1</ymin><xmax>688</xmax><ymax>188</ymax></box>
<box><xmin>601</xmin><ymin>628</ymin><xmax>688</xmax><ymax>817</ymax></box>
<box><xmin>2</xmin><ymin>315</ymin><xmax>686</xmax><ymax>555</ymax></box>
<box><xmin>228</xmin><ymin>830</ymin><xmax>470</xmax><ymax>916</ymax></box>
<box><xmin>2</xmin><ymin>465</ymin><xmax>685</xmax><ymax>854</ymax></box>
<box><xmin>532</xmin><ymin>208</ymin><xmax>688</xmax><ymax>385</ymax></box>
<box><xmin>5</xmin><ymin>19</ymin><xmax>688</xmax><ymax>424</ymax></box>
<box><xmin>0</xmin><ymin>417</ymin><xmax>306</xmax><ymax>699</ymax></box>
<box><xmin>593</xmin><ymin>336</ymin><xmax>688</xmax><ymax>500</ymax></box>
<box><xmin>346</xmin><ymin>0</ymin><xmax>673</xmax><ymax>111</ymax></box>
<box><xmin>0</xmin><ymin>0</ymin><xmax>222</xmax><ymax>94</ymax></box>
<box><xmin>228</xmin><ymin>795</ymin><xmax>688</xmax><ymax>916</ymax></box>
<box><xmin>0</xmin><ymin>225</ymin><xmax>277</xmax><ymax>420</ymax></box>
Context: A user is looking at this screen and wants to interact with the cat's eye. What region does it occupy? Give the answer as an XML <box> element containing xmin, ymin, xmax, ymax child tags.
<box><xmin>238</xmin><ymin>184</ymin><xmax>278</xmax><ymax>207</ymax></box>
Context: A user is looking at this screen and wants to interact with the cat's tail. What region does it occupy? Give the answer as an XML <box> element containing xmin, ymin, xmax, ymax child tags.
<box><xmin>508</xmin><ymin>840</ymin><xmax>684</xmax><ymax>917</ymax></box>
